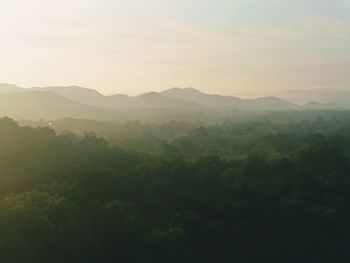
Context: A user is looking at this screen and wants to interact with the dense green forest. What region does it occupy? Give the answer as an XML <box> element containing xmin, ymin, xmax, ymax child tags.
<box><xmin>1</xmin><ymin>116</ymin><xmax>350</xmax><ymax>262</ymax></box>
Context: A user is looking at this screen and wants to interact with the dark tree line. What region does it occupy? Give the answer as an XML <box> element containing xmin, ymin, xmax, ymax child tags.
<box><xmin>0</xmin><ymin>117</ymin><xmax>350</xmax><ymax>262</ymax></box>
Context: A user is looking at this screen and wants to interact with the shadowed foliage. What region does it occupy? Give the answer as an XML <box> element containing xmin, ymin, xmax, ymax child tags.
<box><xmin>0</xmin><ymin>117</ymin><xmax>350</xmax><ymax>262</ymax></box>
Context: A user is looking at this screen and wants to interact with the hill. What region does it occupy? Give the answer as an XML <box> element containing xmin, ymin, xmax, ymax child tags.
<box><xmin>162</xmin><ymin>88</ymin><xmax>297</xmax><ymax>110</ymax></box>
<box><xmin>243</xmin><ymin>96</ymin><xmax>297</xmax><ymax>110</ymax></box>
<box><xmin>0</xmin><ymin>90</ymin><xmax>207</xmax><ymax>122</ymax></box>
<box><xmin>30</xmin><ymin>86</ymin><xmax>201</xmax><ymax>109</ymax></box>
<box><xmin>161</xmin><ymin>87</ymin><xmax>242</xmax><ymax>109</ymax></box>
<box><xmin>3</xmin><ymin>84</ymin><xmax>350</xmax><ymax>120</ymax></box>
<box><xmin>280</xmin><ymin>87</ymin><xmax>350</xmax><ymax>107</ymax></box>
<box><xmin>30</xmin><ymin>86</ymin><xmax>107</xmax><ymax>107</ymax></box>
<box><xmin>303</xmin><ymin>101</ymin><xmax>340</xmax><ymax>110</ymax></box>
<box><xmin>0</xmin><ymin>83</ymin><xmax>24</xmax><ymax>94</ymax></box>
<box><xmin>0</xmin><ymin>91</ymin><xmax>119</xmax><ymax>120</ymax></box>
<box><xmin>131</xmin><ymin>92</ymin><xmax>201</xmax><ymax>109</ymax></box>
<box><xmin>28</xmin><ymin>86</ymin><xmax>298</xmax><ymax>110</ymax></box>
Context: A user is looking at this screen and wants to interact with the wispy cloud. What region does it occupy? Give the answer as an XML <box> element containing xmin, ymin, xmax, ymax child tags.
<box><xmin>0</xmin><ymin>0</ymin><xmax>349</xmax><ymax>94</ymax></box>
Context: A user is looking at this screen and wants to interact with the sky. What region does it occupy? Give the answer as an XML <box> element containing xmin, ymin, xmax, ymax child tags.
<box><xmin>0</xmin><ymin>0</ymin><xmax>349</xmax><ymax>96</ymax></box>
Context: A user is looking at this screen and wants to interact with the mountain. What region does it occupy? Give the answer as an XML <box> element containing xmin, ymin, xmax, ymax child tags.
<box><xmin>0</xmin><ymin>91</ymin><xmax>119</xmax><ymax>120</ymax></box>
<box><xmin>30</xmin><ymin>86</ymin><xmax>109</xmax><ymax>107</ymax></box>
<box><xmin>279</xmin><ymin>87</ymin><xmax>350</xmax><ymax>107</ymax></box>
<box><xmin>0</xmin><ymin>86</ymin><xmax>203</xmax><ymax>121</ymax></box>
<box><xmin>303</xmin><ymin>101</ymin><xmax>340</xmax><ymax>110</ymax></box>
<box><xmin>2</xmin><ymin>85</ymin><xmax>297</xmax><ymax>110</ymax></box>
<box><xmin>131</xmin><ymin>92</ymin><xmax>201</xmax><ymax>109</ymax></box>
<box><xmin>0</xmin><ymin>83</ymin><xmax>24</xmax><ymax>94</ymax></box>
<box><xmin>162</xmin><ymin>88</ymin><xmax>297</xmax><ymax>110</ymax></box>
<box><xmin>161</xmin><ymin>87</ymin><xmax>242</xmax><ymax>109</ymax></box>
<box><xmin>2</xmin><ymin>84</ymin><xmax>347</xmax><ymax>119</ymax></box>
<box><xmin>243</xmin><ymin>96</ymin><xmax>297</xmax><ymax>111</ymax></box>
<box><xmin>30</xmin><ymin>86</ymin><xmax>200</xmax><ymax>109</ymax></box>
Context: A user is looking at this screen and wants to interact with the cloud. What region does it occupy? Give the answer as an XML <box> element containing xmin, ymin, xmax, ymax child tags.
<box><xmin>0</xmin><ymin>0</ymin><xmax>349</xmax><ymax>94</ymax></box>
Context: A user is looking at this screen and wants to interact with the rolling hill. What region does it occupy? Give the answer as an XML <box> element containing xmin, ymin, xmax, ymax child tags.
<box><xmin>279</xmin><ymin>87</ymin><xmax>350</xmax><ymax>107</ymax></box>
<box><xmin>29</xmin><ymin>86</ymin><xmax>201</xmax><ymax>109</ymax></box>
<box><xmin>30</xmin><ymin>86</ymin><xmax>108</xmax><ymax>107</ymax></box>
<box><xmin>0</xmin><ymin>86</ymin><xmax>203</xmax><ymax>121</ymax></box>
<box><xmin>0</xmin><ymin>91</ymin><xmax>120</xmax><ymax>120</ymax></box>
<box><xmin>302</xmin><ymin>101</ymin><xmax>341</xmax><ymax>110</ymax></box>
<box><xmin>1</xmin><ymin>83</ymin><xmax>348</xmax><ymax>121</ymax></box>
<box><xmin>28</xmin><ymin>86</ymin><xmax>298</xmax><ymax>110</ymax></box>
<box><xmin>161</xmin><ymin>88</ymin><xmax>297</xmax><ymax>110</ymax></box>
<box><xmin>0</xmin><ymin>83</ymin><xmax>24</xmax><ymax>94</ymax></box>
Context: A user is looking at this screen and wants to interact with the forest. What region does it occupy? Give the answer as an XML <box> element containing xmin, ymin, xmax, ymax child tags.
<box><xmin>1</xmin><ymin>115</ymin><xmax>350</xmax><ymax>262</ymax></box>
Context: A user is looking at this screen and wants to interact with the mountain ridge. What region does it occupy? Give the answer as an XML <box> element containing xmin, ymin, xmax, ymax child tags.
<box><xmin>0</xmin><ymin>84</ymin><xmax>348</xmax><ymax>118</ymax></box>
<box><xmin>161</xmin><ymin>87</ymin><xmax>297</xmax><ymax>110</ymax></box>
<box><xmin>0</xmin><ymin>83</ymin><xmax>24</xmax><ymax>94</ymax></box>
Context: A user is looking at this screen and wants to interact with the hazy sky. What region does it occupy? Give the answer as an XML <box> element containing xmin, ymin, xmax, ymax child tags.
<box><xmin>0</xmin><ymin>0</ymin><xmax>349</xmax><ymax>96</ymax></box>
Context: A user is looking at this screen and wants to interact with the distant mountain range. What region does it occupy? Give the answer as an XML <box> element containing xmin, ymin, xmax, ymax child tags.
<box><xmin>0</xmin><ymin>83</ymin><xmax>24</xmax><ymax>94</ymax></box>
<box><xmin>161</xmin><ymin>87</ymin><xmax>299</xmax><ymax>111</ymax></box>
<box><xmin>278</xmin><ymin>87</ymin><xmax>350</xmax><ymax>108</ymax></box>
<box><xmin>0</xmin><ymin>83</ymin><xmax>347</xmax><ymax>120</ymax></box>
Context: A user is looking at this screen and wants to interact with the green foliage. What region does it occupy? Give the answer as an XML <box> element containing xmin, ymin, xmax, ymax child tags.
<box><xmin>1</xmin><ymin>117</ymin><xmax>350</xmax><ymax>262</ymax></box>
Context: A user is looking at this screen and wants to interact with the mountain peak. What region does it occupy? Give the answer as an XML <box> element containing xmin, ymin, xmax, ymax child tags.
<box><xmin>163</xmin><ymin>87</ymin><xmax>202</xmax><ymax>95</ymax></box>
<box><xmin>183</xmin><ymin>87</ymin><xmax>202</xmax><ymax>93</ymax></box>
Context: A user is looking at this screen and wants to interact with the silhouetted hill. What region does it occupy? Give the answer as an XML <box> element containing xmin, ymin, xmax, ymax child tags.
<box><xmin>162</xmin><ymin>87</ymin><xmax>242</xmax><ymax>109</ymax></box>
<box><xmin>0</xmin><ymin>83</ymin><xmax>24</xmax><ymax>94</ymax></box>
<box><xmin>30</xmin><ymin>86</ymin><xmax>108</xmax><ymax>107</ymax></box>
<box><xmin>29</xmin><ymin>87</ymin><xmax>200</xmax><ymax>109</ymax></box>
<box><xmin>0</xmin><ymin>90</ymin><xmax>206</xmax><ymax>122</ymax></box>
<box><xmin>303</xmin><ymin>101</ymin><xmax>340</xmax><ymax>110</ymax></box>
<box><xmin>132</xmin><ymin>92</ymin><xmax>201</xmax><ymax>109</ymax></box>
<box><xmin>281</xmin><ymin>88</ymin><xmax>350</xmax><ymax>107</ymax></box>
<box><xmin>243</xmin><ymin>96</ymin><xmax>297</xmax><ymax>110</ymax></box>
<box><xmin>162</xmin><ymin>88</ymin><xmax>297</xmax><ymax>110</ymax></box>
<box><xmin>0</xmin><ymin>91</ymin><xmax>117</xmax><ymax>120</ymax></box>
<box><xmin>2</xmin><ymin>84</ymin><xmax>349</xmax><ymax>119</ymax></box>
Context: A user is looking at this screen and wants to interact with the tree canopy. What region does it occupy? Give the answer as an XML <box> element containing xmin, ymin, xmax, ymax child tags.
<box><xmin>0</xmin><ymin>117</ymin><xmax>350</xmax><ymax>262</ymax></box>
